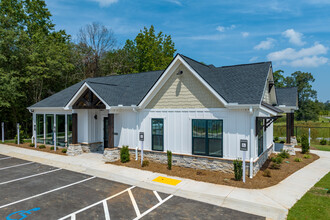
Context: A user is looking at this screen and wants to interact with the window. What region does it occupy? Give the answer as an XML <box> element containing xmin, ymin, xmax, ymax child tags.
<box><xmin>56</xmin><ymin>115</ymin><xmax>66</xmax><ymax>147</ymax></box>
<box><xmin>67</xmin><ymin>115</ymin><xmax>72</xmax><ymax>146</ymax></box>
<box><xmin>192</xmin><ymin>119</ymin><xmax>223</xmax><ymax>157</ymax></box>
<box><xmin>152</xmin><ymin>119</ymin><xmax>164</xmax><ymax>151</ymax></box>
<box><xmin>257</xmin><ymin>118</ymin><xmax>264</xmax><ymax>156</ymax></box>
<box><xmin>36</xmin><ymin>114</ymin><xmax>44</xmax><ymax>144</ymax></box>
<box><xmin>45</xmin><ymin>114</ymin><xmax>54</xmax><ymax>145</ymax></box>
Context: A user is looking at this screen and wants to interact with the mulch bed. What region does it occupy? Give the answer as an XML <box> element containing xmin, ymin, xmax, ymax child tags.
<box><xmin>6</xmin><ymin>143</ymin><xmax>67</xmax><ymax>156</ymax></box>
<box><xmin>109</xmin><ymin>151</ymin><xmax>319</xmax><ymax>189</ymax></box>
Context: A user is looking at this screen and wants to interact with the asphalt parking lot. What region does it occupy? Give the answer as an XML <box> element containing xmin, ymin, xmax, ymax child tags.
<box><xmin>0</xmin><ymin>154</ymin><xmax>265</xmax><ymax>220</ymax></box>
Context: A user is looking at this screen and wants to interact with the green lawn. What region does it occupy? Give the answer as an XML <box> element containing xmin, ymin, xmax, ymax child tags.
<box><xmin>311</xmin><ymin>144</ymin><xmax>330</xmax><ymax>151</ymax></box>
<box><xmin>287</xmin><ymin>172</ymin><xmax>330</xmax><ymax>220</ymax></box>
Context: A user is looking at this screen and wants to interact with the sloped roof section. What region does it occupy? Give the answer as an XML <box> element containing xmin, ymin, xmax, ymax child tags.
<box><xmin>261</xmin><ymin>101</ymin><xmax>284</xmax><ymax>113</ymax></box>
<box><xmin>276</xmin><ymin>87</ymin><xmax>298</xmax><ymax>107</ymax></box>
<box><xmin>180</xmin><ymin>54</ymin><xmax>271</xmax><ymax>104</ymax></box>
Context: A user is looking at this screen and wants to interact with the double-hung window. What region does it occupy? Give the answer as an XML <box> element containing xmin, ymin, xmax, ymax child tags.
<box><xmin>152</xmin><ymin>118</ymin><xmax>164</xmax><ymax>151</ymax></box>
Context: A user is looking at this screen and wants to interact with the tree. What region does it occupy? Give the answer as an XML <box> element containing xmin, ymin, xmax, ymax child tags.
<box><xmin>273</xmin><ymin>70</ymin><xmax>286</xmax><ymax>88</ymax></box>
<box><xmin>78</xmin><ymin>22</ymin><xmax>116</xmax><ymax>78</ymax></box>
<box><xmin>122</xmin><ymin>25</ymin><xmax>176</xmax><ymax>73</ymax></box>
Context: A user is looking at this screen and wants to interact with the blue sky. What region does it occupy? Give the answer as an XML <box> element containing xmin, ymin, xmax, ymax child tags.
<box><xmin>46</xmin><ymin>0</ymin><xmax>330</xmax><ymax>102</ymax></box>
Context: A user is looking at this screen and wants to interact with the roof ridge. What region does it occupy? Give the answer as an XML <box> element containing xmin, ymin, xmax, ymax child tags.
<box><xmin>220</xmin><ymin>61</ymin><xmax>271</xmax><ymax>68</ymax></box>
<box><xmin>179</xmin><ymin>53</ymin><xmax>211</xmax><ymax>68</ymax></box>
<box><xmin>275</xmin><ymin>87</ymin><xmax>297</xmax><ymax>89</ymax></box>
<box><xmin>86</xmin><ymin>70</ymin><xmax>164</xmax><ymax>80</ymax></box>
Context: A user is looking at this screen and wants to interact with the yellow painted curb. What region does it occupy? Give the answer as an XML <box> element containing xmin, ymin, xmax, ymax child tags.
<box><xmin>153</xmin><ymin>176</ymin><xmax>181</xmax><ymax>186</ymax></box>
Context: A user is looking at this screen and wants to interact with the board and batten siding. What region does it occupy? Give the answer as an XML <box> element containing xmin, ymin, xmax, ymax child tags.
<box><xmin>146</xmin><ymin>64</ymin><xmax>224</xmax><ymax>109</ymax></box>
<box><xmin>115</xmin><ymin>108</ymin><xmax>253</xmax><ymax>160</ymax></box>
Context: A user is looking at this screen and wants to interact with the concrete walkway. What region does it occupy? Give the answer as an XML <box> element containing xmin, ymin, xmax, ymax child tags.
<box><xmin>0</xmin><ymin>144</ymin><xmax>329</xmax><ymax>220</ymax></box>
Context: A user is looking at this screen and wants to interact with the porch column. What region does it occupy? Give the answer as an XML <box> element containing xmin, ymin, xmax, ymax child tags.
<box><xmin>286</xmin><ymin>113</ymin><xmax>293</xmax><ymax>143</ymax></box>
<box><xmin>108</xmin><ymin>113</ymin><xmax>114</xmax><ymax>148</ymax></box>
<box><xmin>72</xmin><ymin>113</ymin><xmax>78</xmax><ymax>144</ymax></box>
<box><xmin>290</xmin><ymin>112</ymin><xmax>294</xmax><ymax>137</ymax></box>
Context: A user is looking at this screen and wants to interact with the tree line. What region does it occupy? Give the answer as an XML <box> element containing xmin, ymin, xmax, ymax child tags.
<box><xmin>0</xmin><ymin>0</ymin><xmax>176</xmax><ymax>138</ymax></box>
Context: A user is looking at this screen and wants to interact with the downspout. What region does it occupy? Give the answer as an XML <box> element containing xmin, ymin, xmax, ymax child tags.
<box><xmin>249</xmin><ymin>106</ymin><xmax>254</xmax><ymax>178</ymax></box>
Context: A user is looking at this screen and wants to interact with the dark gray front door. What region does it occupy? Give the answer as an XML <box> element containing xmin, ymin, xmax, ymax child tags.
<box><xmin>104</xmin><ymin>117</ymin><xmax>109</xmax><ymax>148</ymax></box>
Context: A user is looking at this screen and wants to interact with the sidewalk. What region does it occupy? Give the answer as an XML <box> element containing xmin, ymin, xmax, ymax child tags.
<box><xmin>0</xmin><ymin>144</ymin><xmax>329</xmax><ymax>220</ymax></box>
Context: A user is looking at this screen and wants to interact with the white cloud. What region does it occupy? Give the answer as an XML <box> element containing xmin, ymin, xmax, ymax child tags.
<box><xmin>89</xmin><ymin>0</ymin><xmax>118</xmax><ymax>7</ymax></box>
<box><xmin>249</xmin><ymin>56</ymin><xmax>258</xmax><ymax>62</ymax></box>
<box><xmin>216</xmin><ymin>25</ymin><xmax>235</xmax><ymax>32</ymax></box>
<box><xmin>282</xmin><ymin>29</ymin><xmax>305</xmax><ymax>46</ymax></box>
<box><xmin>241</xmin><ymin>32</ymin><xmax>249</xmax><ymax>38</ymax></box>
<box><xmin>267</xmin><ymin>43</ymin><xmax>328</xmax><ymax>67</ymax></box>
<box><xmin>254</xmin><ymin>38</ymin><xmax>275</xmax><ymax>50</ymax></box>
<box><xmin>188</xmin><ymin>34</ymin><xmax>225</xmax><ymax>41</ymax></box>
<box><xmin>216</xmin><ymin>26</ymin><xmax>225</xmax><ymax>32</ymax></box>
<box><xmin>166</xmin><ymin>0</ymin><xmax>182</xmax><ymax>6</ymax></box>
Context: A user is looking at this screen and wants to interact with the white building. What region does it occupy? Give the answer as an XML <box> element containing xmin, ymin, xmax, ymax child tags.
<box><xmin>28</xmin><ymin>54</ymin><xmax>298</xmax><ymax>175</ymax></box>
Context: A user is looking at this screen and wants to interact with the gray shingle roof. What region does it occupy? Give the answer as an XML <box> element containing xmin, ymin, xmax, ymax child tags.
<box><xmin>30</xmin><ymin>54</ymin><xmax>274</xmax><ymax>108</ymax></box>
<box><xmin>276</xmin><ymin>87</ymin><xmax>298</xmax><ymax>107</ymax></box>
<box><xmin>180</xmin><ymin>54</ymin><xmax>271</xmax><ymax>104</ymax></box>
<box><xmin>261</xmin><ymin>101</ymin><xmax>284</xmax><ymax>113</ymax></box>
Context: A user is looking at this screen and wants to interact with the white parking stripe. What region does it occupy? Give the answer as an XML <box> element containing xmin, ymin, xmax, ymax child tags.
<box><xmin>0</xmin><ymin>157</ymin><xmax>11</xmax><ymax>161</ymax></box>
<box><xmin>128</xmin><ymin>189</ymin><xmax>141</xmax><ymax>217</ymax></box>
<box><xmin>103</xmin><ymin>200</ymin><xmax>111</xmax><ymax>220</ymax></box>
<box><xmin>133</xmin><ymin>195</ymin><xmax>173</xmax><ymax>220</ymax></box>
<box><xmin>0</xmin><ymin>168</ymin><xmax>62</xmax><ymax>185</ymax></box>
<box><xmin>0</xmin><ymin>176</ymin><xmax>95</xmax><ymax>209</ymax></box>
<box><xmin>58</xmin><ymin>186</ymin><xmax>135</xmax><ymax>220</ymax></box>
<box><xmin>153</xmin><ymin>191</ymin><xmax>162</xmax><ymax>202</ymax></box>
<box><xmin>0</xmin><ymin>162</ymin><xmax>34</xmax><ymax>171</ymax></box>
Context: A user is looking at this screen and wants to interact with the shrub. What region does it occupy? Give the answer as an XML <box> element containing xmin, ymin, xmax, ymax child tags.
<box><xmin>320</xmin><ymin>139</ymin><xmax>327</xmax><ymax>145</ymax></box>
<box><xmin>142</xmin><ymin>160</ymin><xmax>149</xmax><ymax>167</ymax></box>
<box><xmin>303</xmin><ymin>154</ymin><xmax>311</xmax><ymax>159</ymax></box>
<box><xmin>29</xmin><ymin>143</ymin><xmax>34</xmax><ymax>147</ymax></box>
<box><xmin>294</xmin><ymin>157</ymin><xmax>302</xmax><ymax>162</ymax></box>
<box><xmin>62</xmin><ymin>148</ymin><xmax>67</xmax><ymax>153</ymax></box>
<box><xmin>233</xmin><ymin>159</ymin><xmax>243</xmax><ymax>181</ymax></box>
<box><xmin>50</xmin><ymin>146</ymin><xmax>54</xmax><ymax>150</ymax></box>
<box><xmin>301</xmin><ymin>134</ymin><xmax>309</xmax><ymax>154</ymax></box>
<box><xmin>274</xmin><ymin>156</ymin><xmax>283</xmax><ymax>164</ymax></box>
<box><xmin>278</xmin><ymin>149</ymin><xmax>290</xmax><ymax>159</ymax></box>
<box><xmin>120</xmin><ymin>146</ymin><xmax>130</xmax><ymax>163</ymax></box>
<box><xmin>327</xmin><ymin>189</ymin><xmax>330</xmax><ymax>194</ymax></box>
<box><xmin>296</xmin><ymin>137</ymin><xmax>301</xmax><ymax>143</ymax></box>
<box><xmin>167</xmin><ymin>150</ymin><xmax>172</xmax><ymax>170</ymax></box>
<box><xmin>263</xmin><ymin>169</ymin><xmax>271</xmax><ymax>177</ymax></box>
<box><xmin>280</xmin><ymin>140</ymin><xmax>285</xmax><ymax>144</ymax></box>
<box><xmin>269</xmin><ymin>163</ymin><xmax>281</xmax><ymax>169</ymax></box>
<box><xmin>14</xmin><ymin>126</ymin><xmax>26</xmax><ymax>144</ymax></box>
<box><xmin>39</xmin><ymin>145</ymin><xmax>46</xmax><ymax>149</ymax></box>
<box><xmin>274</xmin><ymin>136</ymin><xmax>279</xmax><ymax>142</ymax></box>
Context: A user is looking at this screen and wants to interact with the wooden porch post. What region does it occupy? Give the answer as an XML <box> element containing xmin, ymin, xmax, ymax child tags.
<box><xmin>108</xmin><ymin>113</ymin><xmax>114</xmax><ymax>148</ymax></box>
<box><xmin>286</xmin><ymin>113</ymin><xmax>291</xmax><ymax>143</ymax></box>
<box><xmin>72</xmin><ymin>113</ymin><xmax>78</xmax><ymax>144</ymax></box>
<box><xmin>290</xmin><ymin>112</ymin><xmax>294</xmax><ymax>137</ymax></box>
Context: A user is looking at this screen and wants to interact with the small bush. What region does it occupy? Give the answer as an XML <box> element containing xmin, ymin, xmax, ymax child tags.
<box><xmin>263</xmin><ymin>169</ymin><xmax>271</xmax><ymax>177</ymax></box>
<box><xmin>280</xmin><ymin>140</ymin><xmax>285</xmax><ymax>144</ymax></box>
<box><xmin>294</xmin><ymin>157</ymin><xmax>302</xmax><ymax>162</ymax></box>
<box><xmin>327</xmin><ymin>189</ymin><xmax>330</xmax><ymax>194</ymax></box>
<box><xmin>296</xmin><ymin>137</ymin><xmax>301</xmax><ymax>143</ymax></box>
<box><xmin>142</xmin><ymin>160</ymin><xmax>149</xmax><ymax>167</ymax></box>
<box><xmin>274</xmin><ymin>156</ymin><xmax>283</xmax><ymax>164</ymax></box>
<box><xmin>50</xmin><ymin>146</ymin><xmax>54</xmax><ymax>150</ymax></box>
<box><xmin>278</xmin><ymin>149</ymin><xmax>290</xmax><ymax>159</ymax></box>
<box><xmin>120</xmin><ymin>146</ymin><xmax>130</xmax><ymax>163</ymax></box>
<box><xmin>301</xmin><ymin>134</ymin><xmax>309</xmax><ymax>154</ymax></box>
<box><xmin>303</xmin><ymin>154</ymin><xmax>311</xmax><ymax>159</ymax></box>
<box><xmin>167</xmin><ymin>150</ymin><xmax>172</xmax><ymax>170</ymax></box>
<box><xmin>233</xmin><ymin>159</ymin><xmax>243</xmax><ymax>181</ymax></box>
<box><xmin>39</xmin><ymin>145</ymin><xmax>46</xmax><ymax>149</ymax></box>
<box><xmin>29</xmin><ymin>143</ymin><xmax>34</xmax><ymax>147</ymax></box>
<box><xmin>61</xmin><ymin>148</ymin><xmax>67</xmax><ymax>153</ymax></box>
<box><xmin>274</xmin><ymin>136</ymin><xmax>279</xmax><ymax>142</ymax></box>
<box><xmin>269</xmin><ymin>163</ymin><xmax>281</xmax><ymax>170</ymax></box>
<box><xmin>320</xmin><ymin>139</ymin><xmax>327</xmax><ymax>145</ymax></box>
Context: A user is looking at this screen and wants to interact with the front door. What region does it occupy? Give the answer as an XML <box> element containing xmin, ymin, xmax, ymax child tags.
<box><xmin>104</xmin><ymin>117</ymin><xmax>109</xmax><ymax>148</ymax></box>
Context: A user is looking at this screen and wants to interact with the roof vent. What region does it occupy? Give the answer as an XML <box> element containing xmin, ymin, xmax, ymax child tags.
<box><xmin>176</xmin><ymin>70</ymin><xmax>183</xmax><ymax>75</ymax></box>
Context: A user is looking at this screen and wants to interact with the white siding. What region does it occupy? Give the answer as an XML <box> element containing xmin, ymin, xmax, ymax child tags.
<box><xmin>116</xmin><ymin>108</ymin><xmax>253</xmax><ymax>160</ymax></box>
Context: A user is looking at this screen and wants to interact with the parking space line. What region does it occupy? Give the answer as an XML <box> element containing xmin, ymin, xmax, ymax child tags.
<box><xmin>0</xmin><ymin>176</ymin><xmax>96</xmax><ymax>209</ymax></box>
<box><xmin>58</xmin><ymin>186</ymin><xmax>136</xmax><ymax>220</ymax></box>
<box><xmin>133</xmin><ymin>195</ymin><xmax>173</xmax><ymax>220</ymax></box>
<box><xmin>0</xmin><ymin>157</ymin><xmax>11</xmax><ymax>161</ymax></box>
<box><xmin>0</xmin><ymin>168</ymin><xmax>62</xmax><ymax>185</ymax></box>
<box><xmin>0</xmin><ymin>162</ymin><xmax>34</xmax><ymax>171</ymax></box>
<box><xmin>153</xmin><ymin>191</ymin><xmax>162</xmax><ymax>202</ymax></box>
<box><xmin>103</xmin><ymin>200</ymin><xmax>111</xmax><ymax>220</ymax></box>
<box><xmin>128</xmin><ymin>189</ymin><xmax>141</xmax><ymax>217</ymax></box>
